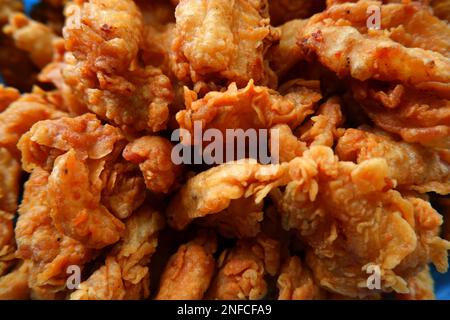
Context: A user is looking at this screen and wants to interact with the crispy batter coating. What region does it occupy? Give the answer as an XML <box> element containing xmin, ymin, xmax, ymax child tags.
<box><xmin>172</xmin><ymin>0</ymin><xmax>278</xmax><ymax>87</ymax></box>
<box><xmin>277</xmin><ymin>256</ymin><xmax>324</xmax><ymax>300</ymax></box>
<box><xmin>0</xmin><ymin>0</ymin><xmax>449</xmax><ymax>301</ymax></box>
<box><xmin>0</xmin><ymin>262</ymin><xmax>30</xmax><ymax>300</ymax></box>
<box><xmin>0</xmin><ymin>147</ymin><xmax>20</xmax><ymax>275</ymax></box>
<box><xmin>271</xmin><ymin>124</ymin><xmax>307</xmax><ymax>163</ymax></box>
<box><xmin>177</xmin><ymin>80</ymin><xmax>321</xmax><ymax>135</ymax></box>
<box><xmin>351</xmin><ymin>81</ymin><xmax>450</xmax><ymax>148</ymax></box>
<box><xmin>296</xmin><ymin>96</ymin><xmax>345</xmax><ymax>148</ymax></box>
<box><xmin>123</xmin><ymin>136</ymin><xmax>182</xmax><ymax>194</ymax></box>
<box><xmin>18</xmin><ymin>113</ymin><xmax>124</xmax><ymax>172</ymax></box>
<box><xmin>101</xmin><ymin>161</ymin><xmax>146</xmax><ymax>220</ymax></box>
<box><xmin>47</xmin><ymin>150</ymin><xmax>125</xmax><ymax>249</ymax></box>
<box><xmin>268</xmin><ymin>19</ymin><xmax>308</xmax><ymax>78</ymax></box>
<box><xmin>207</xmin><ymin>234</ymin><xmax>280</xmax><ymax>300</ymax></box>
<box><xmin>0</xmin><ymin>85</ymin><xmax>20</xmax><ymax>112</ymax></box>
<box><xmin>0</xmin><ymin>91</ymin><xmax>67</xmax><ymax>156</ymax></box>
<box><xmin>16</xmin><ymin>168</ymin><xmax>93</xmax><ymax>298</ymax></box>
<box><xmin>336</xmin><ymin>128</ymin><xmax>450</xmax><ymax>194</ymax></box>
<box><xmin>298</xmin><ymin>20</ymin><xmax>450</xmax><ymax>92</ymax></box>
<box><xmin>273</xmin><ymin>146</ymin><xmax>450</xmax><ymax>297</ymax></box>
<box><xmin>71</xmin><ymin>206</ymin><xmax>165</xmax><ymax>300</ymax></box>
<box><xmin>0</xmin><ymin>211</ymin><xmax>15</xmax><ymax>276</ymax></box>
<box><xmin>0</xmin><ymin>147</ymin><xmax>20</xmax><ymax>213</ymax></box>
<box><xmin>199</xmin><ymin>196</ymin><xmax>264</xmax><ymax>239</ymax></box>
<box><xmin>397</xmin><ymin>266</ymin><xmax>435</xmax><ymax>300</ymax></box>
<box><xmin>318</xmin><ymin>0</ymin><xmax>450</xmax><ymax>58</ymax></box>
<box><xmin>166</xmin><ymin>159</ymin><xmax>292</xmax><ymax>230</ymax></box>
<box><xmin>4</xmin><ymin>13</ymin><xmax>59</xmax><ymax>68</ymax></box>
<box><xmin>156</xmin><ymin>231</ymin><xmax>217</xmax><ymax>300</ymax></box>
<box><xmin>63</xmin><ymin>0</ymin><xmax>173</xmax><ymax>132</ymax></box>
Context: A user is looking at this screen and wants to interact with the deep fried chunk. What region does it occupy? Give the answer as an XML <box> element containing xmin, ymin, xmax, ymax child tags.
<box><xmin>351</xmin><ymin>81</ymin><xmax>450</xmax><ymax>148</ymax></box>
<box><xmin>167</xmin><ymin>159</ymin><xmax>292</xmax><ymax>230</ymax></box>
<box><xmin>172</xmin><ymin>0</ymin><xmax>278</xmax><ymax>87</ymax></box>
<box><xmin>0</xmin><ymin>91</ymin><xmax>67</xmax><ymax>156</ymax></box>
<box><xmin>177</xmin><ymin>80</ymin><xmax>321</xmax><ymax>135</ymax></box>
<box><xmin>123</xmin><ymin>136</ymin><xmax>182</xmax><ymax>194</ymax></box>
<box><xmin>0</xmin><ymin>262</ymin><xmax>30</xmax><ymax>300</ymax></box>
<box><xmin>71</xmin><ymin>206</ymin><xmax>165</xmax><ymax>300</ymax></box>
<box><xmin>16</xmin><ymin>168</ymin><xmax>93</xmax><ymax>298</ymax></box>
<box><xmin>277</xmin><ymin>256</ymin><xmax>324</xmax><ymax>300</ymax></box>
<box><xmin>47</xmin><ymin>150</ymin><xmax>125</xmax><ymax>249</ymax></box>
<box><xmin>207</xmin><ymin>234</ymin><xmax>280</xmax><ymax>300</ymax></box>
<box><xmin>336</xmin><ymin>128</ymin><xmax>450</xmax><ymax>194</ymax></box>
<box><xmin>156</xmin><ymin>231</ymin><xmax>216</xmax><ymax>300</ymax></box>
<box><xmin>4</xmin><ymin>13</ymin><xmax>59</xmax><ymax>68</ymax></box>
<box><xmin>63</xmin><ymin>0</ymin><xmax>173</xmax><ymax>132</ymax></box>
<box><xmin>18</xmin><ymin>113</ymin><xmax>124</xmax><ymax>172</ymax></box>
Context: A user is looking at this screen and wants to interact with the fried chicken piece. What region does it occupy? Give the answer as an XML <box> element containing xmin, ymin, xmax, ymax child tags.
<box><xmin>166</xmin><ymin>159</ymin><xmax>292</xmax><ymax>230</ymax></box>
<box><xmin>0</xmin><ymin>147</ymin><xmax>20</xmax><ymax>275</ymax></box>
<box><xmin>298</xmin><ymin>21</ymin><xmax>450</xmax><ymax>92</ymax></box>
<box><xmin>71</xmin><ymin>206</ymin><xmax>165</xmax><ymax>300</ymax></box>
<box><xmin>100</xmin><ymin>161</ymin><xmax>146</xmax><ymax>220</ymax></box>
<box><xmin>156</xmin><ymin>231</ymin><xmax>217</xmax><ymax>300</ymax></box>
<box><xmin>267</xmin><ymin>19</ymin><xmax>308</xmax><ymax>78</ymax></box>
<box><xmin>336</xmin><ymin>128</ymin><xmax>450</xmax><ymax>194</ymax></box>
<box><xmin>397</xmin><ymin>266</ymin><xmax>435</xmax><ymax>300</ymax></box>
<box><xmin>16</xmin><ymin>168</ymin><xmax>93</xmax><ymax>298</ymax></box>
<box><xmin>0</xmin><ymin>85</ymin><xmax>20</xmax><ymax>112</ymax></box>
<box><xmin>317</xmin><ymin>0</ymin><xmax>450</xmax><ymax>58</ymax></box>
<box><xmin>3</xmin><ymin>13</ymin><xmax>59</xmax><ymax>68</ymax></box>
<box><xmin>0</xmin><ymin>147</ymin><xmax>20</xmax><ymax>213</ymax></box>
<box><xmin>207</xmin><ymin>234</ymin><xmax>280</xmax><ymax>300</ymax></box>
<box><xmin>271</xmin><ymin>124</ymin><xmax>307</xmax><ymax>163</ymax></box>
<box><xmin>0</xmin><ymin>262</ymin><xmax>30</xmax><ymax>300</ymax></box>
<box><xmin>199</xmin><ymin>196</ymin><xmax>264</xmax><ymax>239</ymax></box>
<box><xmin>63</xmin><ymin>0</ymin><xmax>173</xmax><ymax>132</ymax></box>
<box><xmin>177</xmin><ymin>80</ymin><xmax>321</xmax><ymax>137</ymax></box>
<box><xmin>0</xmin><ymin>90</ymin><xmax>67</xmax><ymax>157</ymax></box>
<box><xmin>277</xmin><ymin>256</ymin><xmax>324</xmax><ymax>300</ymax></box>
<box><xmin>296</xmin><ymin>96</ymin><xmax>345</xmax><ymax>148</ymax></box>
<box><xmin>47</xmin><ymin>150</ymin><xmax>125</xmax><ymax>249</ymax></box>
<box><xmin>18</xmin><ymin>113</ymin><xmax>124</xmax><ymax>173</ymax></box>
<box><xmin>269</xmin><ymin>0</ymin><xmax>326</xmax><ymax>26</ymax></box>
<box><xmin>0</xmin><ymin>211</ymin><xmax>15</xmax><ymax>276</ymax></box>
<box><xmin>172</xmin><ymin>0</ymin><xmax>278</xmax><ymax>87</ymax></box>
<box><xmin>273</xmin><ymin>146</ymin><xmax>450</xmax><ymax>297</ymax></box>
<box><xmin>123</xmin><ymin>136</ymin><xmax>182</xmax><ymax>194</ymax></box>
<box><xmin>351</xmin><ymin>81</ymin><xmax>450</xmax><ymax>148</ymax></box>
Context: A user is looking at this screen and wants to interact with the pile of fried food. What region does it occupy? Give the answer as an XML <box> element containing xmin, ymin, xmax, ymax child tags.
<box><xmin>0</xmin><ymin>0</ymin><xmax>449</xmax><ymax>300</ymax></box>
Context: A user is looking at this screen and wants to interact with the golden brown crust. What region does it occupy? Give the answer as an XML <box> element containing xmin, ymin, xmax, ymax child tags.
<box><xmin>172</xmin><ymin>0</ymin><xmax>278</xmax><ymax>87</ymax></box>
<box><xmin>207</xmin><ymin>234</ymin><xmax>280</xmax><ymax>300</ymax></box>
<box><xmin>156</xmin><ymin>232</ymin><xmax>217</xmax><ymax>300</ymax></box>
